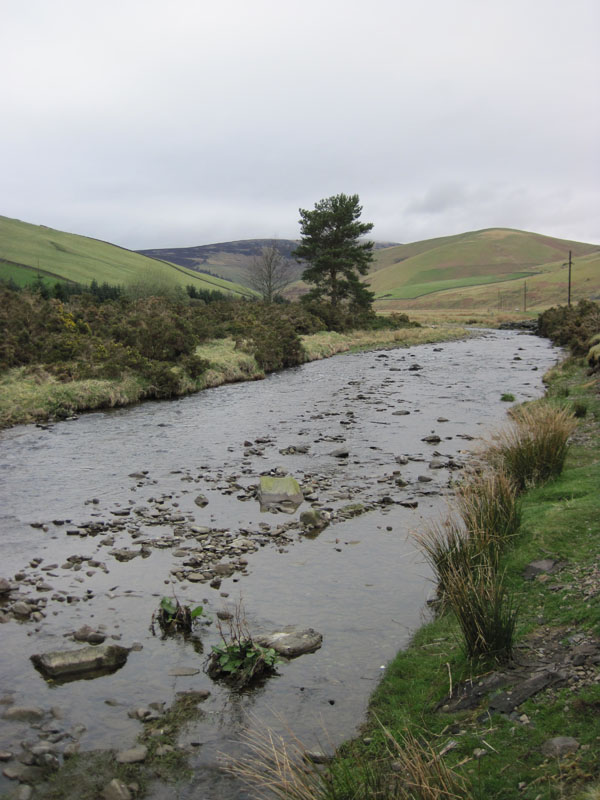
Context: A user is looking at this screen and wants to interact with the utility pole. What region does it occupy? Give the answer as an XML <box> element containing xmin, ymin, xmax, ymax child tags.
<box><xmin>524</xmin><ymin>281</ymin><xmax>527</xmax><ymax>313</ymax></box>
<box><xmin>568</xmin><ymin>250</ymin><xmax>572</xmax><ymax>307</ymax></box>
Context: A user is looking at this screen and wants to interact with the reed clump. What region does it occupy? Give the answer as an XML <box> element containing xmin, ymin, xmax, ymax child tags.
<box><xmin>222</xmin><ymin>721</ymin><xmax>471</xmax><ymax>800</ymax></box>
<box><xmin>444</xmin><ymin>560</ymin><xmax>517</xmax><ymax>661</ymax></box>
<box><xmin>456</xmin><ymin>468</ymin><xmax>521</xmax><ymax>551</ymax></box>
<box><xmin>414</xmin><ymin>403</ymin><xmax>574</xmax><ymax>663</ymax></box>
<box><xmin>485</xmin><ymin>402</ymin><xmax>576</xmax><ymax>491</ymax></box>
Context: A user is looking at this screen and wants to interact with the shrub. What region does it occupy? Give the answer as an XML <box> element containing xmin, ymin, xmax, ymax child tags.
<box><xmin>538</xmin><ymin>300</ymin><xmax>600</xmax><ymax>355</ymax></box>
<box><xmin>486</xmin><ymin>403</ymin><xmax>577</xmax><ymax>490</ymax></box>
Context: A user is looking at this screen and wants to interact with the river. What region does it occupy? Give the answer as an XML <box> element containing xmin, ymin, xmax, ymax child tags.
<box><xmin>0</xmin><ymin>329</ymin><xmax>560</xmax><ymax>798</ymax></box>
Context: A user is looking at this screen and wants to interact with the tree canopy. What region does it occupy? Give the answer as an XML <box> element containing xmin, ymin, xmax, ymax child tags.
<box><xmin>293</xmin><ymin>193</ymin><xmax>375</xmax><ymax>314</ymax></box>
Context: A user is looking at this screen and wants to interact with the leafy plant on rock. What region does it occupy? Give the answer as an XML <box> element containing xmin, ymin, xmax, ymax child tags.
<box><xmin>206</xmin><ymin>600</ymin><xmax>280</xmax><ymax>688</ymax></box>
<box><xmin>151</xmin><ymin>596</ymin><xmax>204</xmax><ymax>635</ymax></box>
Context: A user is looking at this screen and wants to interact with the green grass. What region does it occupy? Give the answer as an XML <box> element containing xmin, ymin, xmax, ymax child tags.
<box><xmin>376</xmin><ymin>271</ymin><xmax>531</xmax><ymax>299</ymax></box>
<box><xmin>0</xmin><ymin>367</ymin><xmax>148</xmax><ymax>427</ymax></box>
<box><xmin>0</xmin><ymin>214</ymin><xmax>253</xmax><ymax>296</ymax></box>
<box><xmin>0</xmin><ymin>260</ymin><xmax>63</xmax><ymax>286</ymax></box>
<box><xmin>319</xmin><ymin>358</ymin><xmax>600</xmax><ymax>800</ymax></box>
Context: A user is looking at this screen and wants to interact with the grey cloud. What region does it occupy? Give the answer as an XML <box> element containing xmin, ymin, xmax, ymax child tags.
<box><xmin>1</xmin><ymin>0</ymin><xmax>598</xmax><ymax>248</ymax></box>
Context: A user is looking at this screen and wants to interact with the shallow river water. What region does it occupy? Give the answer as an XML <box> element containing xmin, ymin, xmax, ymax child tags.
<box><xmin>0</xmin><ymin>330</ymin><xmax>561</xmax><ymax>798</ymax></box>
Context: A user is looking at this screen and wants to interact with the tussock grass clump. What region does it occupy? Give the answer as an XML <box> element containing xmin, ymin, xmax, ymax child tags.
<box><xmin>487</xmin><ymin>403</ymin><xmax>577</xmax><ymax>490</ymax></box>
<box><xmin>415</xmin><ymin>469</ymin><xmax>521</xmax><ymax>655</ymax></box>
<box><xmin>444</xmin><ymin>561</ymin><xmax>517</xmax><ymax>662</ymax></box>
<box><xmin>413</xmin><ymin>516</ymin><xmax>474</xmax><ymax>610</ymax></box>
<box><xmin>222</xmin><ymin>722</ymin><xmax>471</xmax><ymax>800</ymax></box>
<box><xmin>456</xmin><ymin>468</ymin><xmax>521</xmax><ymax>550</ymax></box>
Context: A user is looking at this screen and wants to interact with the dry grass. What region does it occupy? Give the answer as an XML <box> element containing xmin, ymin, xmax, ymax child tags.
<box><xmin>195</xmin><ymin>338</ymin><xmax>263</xmax><ymax>387</ymax></box>
<box><xmin>486</xmin><ymin>403</ymin><xmax>577</xmax><ymax>490</ymax></box>
<box><xmin>301</xmin><ymin>326</ymin><xmax>471</xmax><ymax>361</ymax></box>
<box><xmin>221</xmin><ymin>719</ymin><xmax>471</xmax><ymax>800</ymax></box>
<box><xmin>0</xmin><ymin>367</ymin><xmax>146</xmax><ymax>427</ymax></box>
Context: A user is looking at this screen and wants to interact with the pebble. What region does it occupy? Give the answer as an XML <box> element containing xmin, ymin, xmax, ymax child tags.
<box><xmin>2</xmin><ymin>706</ymin><xmax>45</xmax><ymax>722</ymax></box>
<box><xmin>102</xmin><ymin>778</ymin><xmax>132</xmax><ymax>800</ymax></box>
<box><xmin>541</xmin><ymin>736</ymin><xmax>579</xmax><ymax>758</ymax></box>
<box><xmin>116</xmin><ymin>744</ymin><xmax>148</xmax><ymax>764</ymax></box>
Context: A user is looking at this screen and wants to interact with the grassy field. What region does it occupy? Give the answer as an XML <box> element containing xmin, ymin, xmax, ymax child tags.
<box><xmin>368</xmin><ymin>228</ymin><xmax>599</xmax><ymax>311</ymax></box>
<box><xmin>378</xmin><ymin>271</ymin><xmax>531</xmax><ymax>300</ymax></box>
<box><xmin>299</xmin><ymin>357</ymin><xmax>600</xmax><ymax>800</ymax></box>
<box><xmin>0</xmin><ymin>215</ymin><xmax>253</xmax><ymax>296</ymax></box>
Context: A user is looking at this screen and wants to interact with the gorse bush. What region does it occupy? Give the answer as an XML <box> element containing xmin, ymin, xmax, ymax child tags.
<box><xmin>486</xmin><ymin>403</ymin><xmax>576</xmax><ymax>491</ymax></box>
<box><xmin>538</xmin><ymin>299</ymin><xmax>600</xmax><ymax>356</ymax></box>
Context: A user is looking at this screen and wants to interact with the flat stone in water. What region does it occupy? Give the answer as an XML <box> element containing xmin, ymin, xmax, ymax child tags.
<box><xmin>31</xmin><ymin>644</ymin><xmax>130</xmax><ymax>678</ymax></box>
<box><xmin>258</xmin><ymin>476</ymin><xmax>303</xmax><ymax>511</ymax></box>
<box><xmin>168</xmin><ymin>667</ymin><xmax>200</xmax><ymax>676</ymax></box>
<box><xmin>2</xmin><ymin>706</ymin><xmax>45</xmax><ymax>722</ymax></box>
<box><xmin>255</xmin><ymin>627</ymin><xmax>323</xmax><ymax>657</ymax></box>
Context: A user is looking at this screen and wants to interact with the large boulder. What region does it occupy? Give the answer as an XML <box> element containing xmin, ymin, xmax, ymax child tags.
<box><xmin>255</xmin><ymin>627</ymin><xmax>323</xmax><ymax>657</ymax></box>
<box><xmin>31</xmin><ymin>644</ymin><xmax>130</xmax><ymax>679</ymax></box>
<box><xmin>258</xmin><ymin>476</ymin><xmax>303</xmax><ymax>512</ymax></box>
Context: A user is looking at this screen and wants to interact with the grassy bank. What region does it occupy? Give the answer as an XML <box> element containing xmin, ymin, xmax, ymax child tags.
<box><xmin>249</xmin><ymin>357</ymin><xmax>598</xmax><ymax>800</ymax></box>
<box><xmin>0</xmin><ymin>326</ymin><xmax>470</xmax><ymax>429</ymax></box>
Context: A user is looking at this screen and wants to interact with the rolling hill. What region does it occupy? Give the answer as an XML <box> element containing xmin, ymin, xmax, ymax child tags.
<box><xmin>2</xmin><ymin>215</ymin><xmax>597</xmax><ymax>312</ymax></box>
<box><xmin>0</xmin><ymin>215</ymin><xmax>253</xmax><ymax>297</ymax></box>
<box><xmin>368</xmin><ymin>228</ymin><xmax>600</xmax><ymax>311</ymax></box>
<box><xmin>138</xmin><ymin>239</ymin><xmax>400</xmax><ymax>288</ymax></box>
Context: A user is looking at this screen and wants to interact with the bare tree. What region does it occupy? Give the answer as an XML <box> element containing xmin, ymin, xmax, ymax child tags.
<box><xmin>247</xmin><ymin>242</ymin><xmax>295</xmax><ymax>302</ymax></box>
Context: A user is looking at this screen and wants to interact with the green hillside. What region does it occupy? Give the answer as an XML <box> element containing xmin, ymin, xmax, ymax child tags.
<box><xmin>0</xmin><ymin>215</ymin><xmax>253</xmax><ymax>297</ymax></box>
<box><xmin>369</xmin><ymin>228</ymin><xmax>600</xmax><ymax>310</ymax></box>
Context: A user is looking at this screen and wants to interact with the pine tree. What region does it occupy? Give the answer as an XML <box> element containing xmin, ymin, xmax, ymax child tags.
<box><xmin>294</xmin><ymin>193</ymin><xmax>375</xmax><ymax>312</ymax></box>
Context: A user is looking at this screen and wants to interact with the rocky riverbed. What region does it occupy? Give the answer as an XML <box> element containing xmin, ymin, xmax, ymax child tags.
<box><xmin>0</xmin><ymin>330</ymin><xmax>562</xmax><ymax>799</ymax></box>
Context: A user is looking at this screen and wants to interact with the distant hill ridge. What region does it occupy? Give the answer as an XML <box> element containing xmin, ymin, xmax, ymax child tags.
<box><xmin>2</xmin><ymin>215</ymin><xmax>598</xmax><ymax>311</ymax></box>
<box><xmin>137</xmin><ymin>239</ymin><xmax>399</xmax><ymax>287</ymax></box>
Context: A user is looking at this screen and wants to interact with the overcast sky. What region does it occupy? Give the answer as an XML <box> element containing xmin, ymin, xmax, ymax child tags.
<box><xmin>2</xmin><ymin>0</ymin><xmax>599</xmax><ymax>249</ymax></box>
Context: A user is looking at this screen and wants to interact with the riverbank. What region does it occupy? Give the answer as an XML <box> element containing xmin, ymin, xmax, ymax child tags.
<box><xmin>311</xmin><ymin>356</ymin><xmax>600</xmax><ymax>800</ymax></box>
<box><xmin>0</xmin><ymin>325</ymin><xmax>471</xmax><ymax>429</ymax></box>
